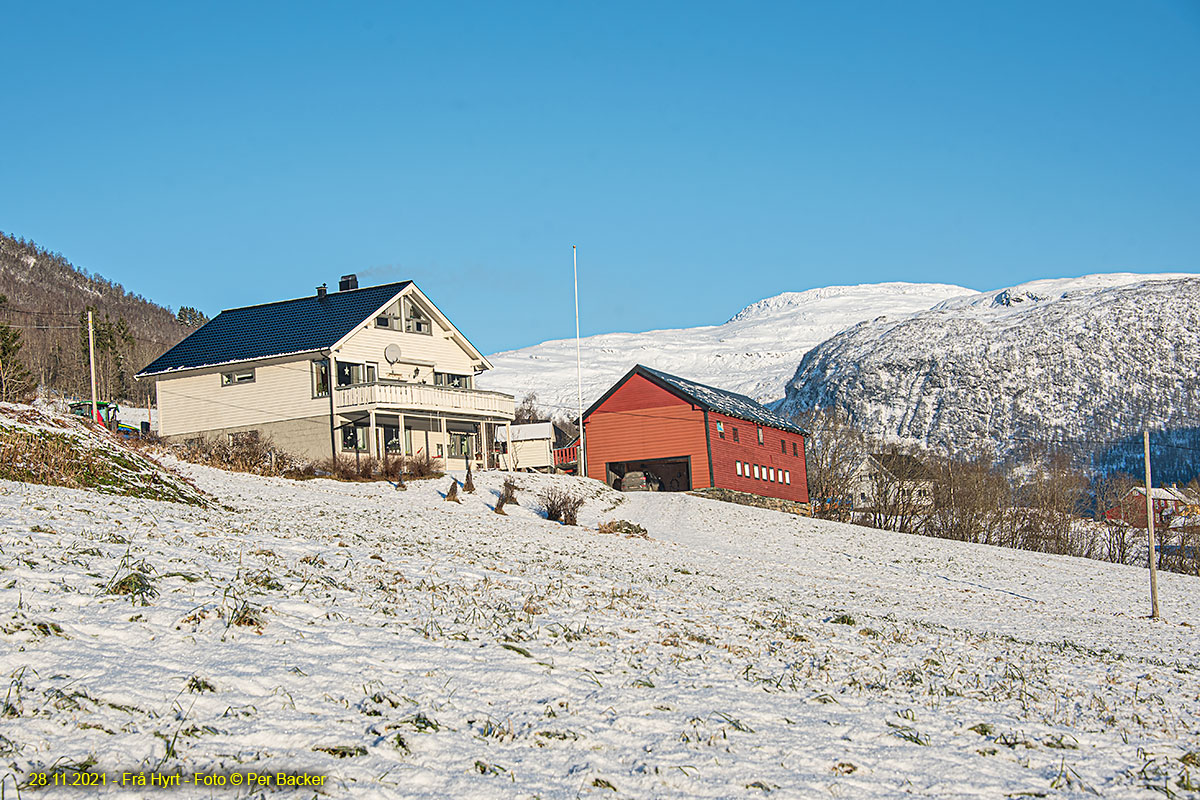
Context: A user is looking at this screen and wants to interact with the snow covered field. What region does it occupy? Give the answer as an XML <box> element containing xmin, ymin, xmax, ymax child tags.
<box><xmin>3</xmin><ymin>461</ymin><xmax>1200</xmax><ymax>798</ymax></box>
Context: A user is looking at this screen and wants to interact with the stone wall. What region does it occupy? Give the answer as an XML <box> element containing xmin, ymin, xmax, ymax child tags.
<box><xmin>686</xmin><ymin>487</ymin><xmax>813</xmax><ymax>517</ymax></box>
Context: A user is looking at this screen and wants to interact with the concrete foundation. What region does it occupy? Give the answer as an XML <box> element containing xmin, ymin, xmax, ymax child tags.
<box><xmin>164</xmin><ymin>416</ymin><xmax>333</xmax><ymax>462</ymax></box>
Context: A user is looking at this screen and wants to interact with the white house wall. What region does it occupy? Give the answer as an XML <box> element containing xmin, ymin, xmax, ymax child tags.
<box><xmin>503</xmin><ymin>438</ymin><xmax>554</xmax><ymax>470</ymax></box>
<box><xmin>336</xmin><ymin>317</ymin><xmax>477</xmax><ymax>380</ymax></box>
<box><xmin>157</xmin><ymin>355</ymin><xmax>327</xmax><ymax>438</ymax></box>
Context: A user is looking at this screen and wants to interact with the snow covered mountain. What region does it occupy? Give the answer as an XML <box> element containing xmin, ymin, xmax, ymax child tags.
<box><xmin>777</xmin><ymin>273</ymin><xmax>1200</xmax><ymax>475</ymax></box>
<box><xmin>477</xmin><ymin>282</ymin><xmax>971</xmax><ymax>414</ymax></box>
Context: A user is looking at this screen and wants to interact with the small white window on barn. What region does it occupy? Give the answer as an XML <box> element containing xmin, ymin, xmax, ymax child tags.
<box><xmin>757</xmin><ymin>427</ymin><xmax>764</xmax><ymax>445</ymax></box>
<box><xmin>735</xmin><ymin>461</ymin><xmax>742</xmax><ymax>476</ymax></box>
<box><xmin>753</xmin><ymin>464</ymin><xmax>760</xmax><ymax>479</ymax></box>
<box><xmin>785</xmin><ymin>470</ymin><xmax>791</xmax><ymax>485</ymax></box>
<box><xmin>221</xmin><ymin>368</ymin><xmax>255</xmax><ymax>386</ymax></box>
<box><xmin>769</xmin><ymin>468</ymin><xmax>775</xmax><ymax>481</ymax></box>
<box><xmin>716</xmin><ymin>421</ymin><xmax>725</xmax><ymax>439</ymax></box>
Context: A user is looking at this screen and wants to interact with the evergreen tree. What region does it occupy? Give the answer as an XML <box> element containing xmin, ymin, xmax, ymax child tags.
<box><xmin>176</xmin><ymin>306</ymin><xmax>209</xmax><ymax>327</ymax></box>
<box><xmin>0</xmin><ymin>322</ymin><xmax>31</xmax><ymax>401</ymax></box>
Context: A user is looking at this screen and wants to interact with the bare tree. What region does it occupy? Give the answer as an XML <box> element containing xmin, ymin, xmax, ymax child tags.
<box><xmin>513</xmin><ymin>392</ymin><xmax>549</xmax><ymax>425</ymax></box>
<box><xmin>863</xmin><ymin>452</ymin><xmax>933</xmax><ymax>535</ymax></box>
<box><xmin>795</xmin><ymin>407</ymin><xmax>868</xmax><ymax>521</ymax></box>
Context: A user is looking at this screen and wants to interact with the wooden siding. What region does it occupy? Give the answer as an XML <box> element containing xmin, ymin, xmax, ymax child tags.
<box><xmin>336</xmin><ymin>316</ymin><xmax>478</xmax><ymax>380</ymax></box>
<box><xmin>502</xmin><ymin>438</ymin><xmax>554</xmax><ymax>470</ymax></box>
<box><xmin>708</xmin><ymin>411</ymin><xmax>809</xmax><ymax>502</ymax></box>
<box><xmin>157</xmin><ymin>355</ymin><xmax>327</xmax><ymax>437</ymax></box>
<box><xmin>584</xmin><ymin>374</ymin><xmax>709</xmax><ymax>487</ymax></box>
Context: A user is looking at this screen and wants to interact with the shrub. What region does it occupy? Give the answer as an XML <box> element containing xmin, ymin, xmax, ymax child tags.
<box><xmin>499</xmin><ymin>477</ymin><xmax>519</xmax><ymax>505</ymax></box>
<box><xmin>173</xmin><ymin>434</ymin><xmax>303</xmax><ymax>477</ymax></box>
<box><xmin>463</xmin><ymin>462</ymin><xmax>476</xmax><ymax>493</ymax></box>
<box><xmin>445</xmin><ymin>478</ymin><xmax>460</xmax><ymax>503</ymax></box>
<box><xmin>537</xmin><ymin>486</ymin><xmax>584</xmax><ymax>526</ymax></box>
<box><xmin>405</xmin><ymin>452</ymin><xmax>441</xmax><ymax>479</ymax></box>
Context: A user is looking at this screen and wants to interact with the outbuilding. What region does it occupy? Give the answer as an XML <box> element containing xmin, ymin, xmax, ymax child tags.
<box><xmin>582</xmin><ymin>365</ymin><xmax>808</xmax><ymax>503</ymax></box>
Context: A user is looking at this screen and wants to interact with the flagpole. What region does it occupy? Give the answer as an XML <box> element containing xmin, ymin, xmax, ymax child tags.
<box><xmin>573</xmin><ymin>245</ymin><xmax>585</xmax><ymax>478</ymax></box>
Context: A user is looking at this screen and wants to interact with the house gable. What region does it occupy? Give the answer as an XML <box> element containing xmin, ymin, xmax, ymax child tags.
<box><xmin>329</xmin><ymin>284</ymin><xmax>491</xmax><ymax>371</ymax></box>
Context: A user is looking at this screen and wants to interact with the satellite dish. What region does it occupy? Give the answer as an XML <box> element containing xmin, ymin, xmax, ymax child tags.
<box><xmin>384</xmin><ymin>344</ymin><xmax>402</xmax><ymax>364</ymax></box>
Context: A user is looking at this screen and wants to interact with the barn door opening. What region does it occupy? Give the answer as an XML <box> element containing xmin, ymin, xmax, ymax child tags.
<box><xmin>606</xmin><ymin>457</ymin><xmax>692</xmax><ymax>492</ymax></box>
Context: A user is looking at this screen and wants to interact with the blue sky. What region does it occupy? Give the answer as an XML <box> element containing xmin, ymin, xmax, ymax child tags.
<box><xmin>2</xmin><ymin>1</ymin><xmax>1198</xmax><ymax>353</ymax></box>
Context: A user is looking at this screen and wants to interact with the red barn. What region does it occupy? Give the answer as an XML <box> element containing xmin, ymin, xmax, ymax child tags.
<box><xmin>583</xmin><ymin>365</ymin><xmax>808</xmax><ymax>503</ymax></box>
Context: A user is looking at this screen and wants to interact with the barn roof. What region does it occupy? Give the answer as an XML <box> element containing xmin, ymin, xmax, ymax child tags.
<box><xmin>587</xmin><ymin>365</ymin><xmax>807</xmax><ymax>435</ymax></box>
<box><xmin>137</xmin><ymin>282</ymin><xmax>412</xmax><ymax>377</ymax></box>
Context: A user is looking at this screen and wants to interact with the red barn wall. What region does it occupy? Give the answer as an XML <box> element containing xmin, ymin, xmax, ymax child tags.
<box><xmin>584</xmin><ymin>374</ymin><xmax>709</xmax><ymax>488</ymax></box>
<box><xmin>707</xmin><ymin>412</ymin><xmax>809</xmax><ymax>503</ymax></box>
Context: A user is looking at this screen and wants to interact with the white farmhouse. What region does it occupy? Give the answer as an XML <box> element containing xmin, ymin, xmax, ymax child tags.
<box><xmin>137</xmin><ymin>275</ymin><xmax>515</xmax><ymax>467</ymax></box>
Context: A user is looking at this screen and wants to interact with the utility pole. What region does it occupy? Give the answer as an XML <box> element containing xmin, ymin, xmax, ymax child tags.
<box><xmin>573</xmin><ymin>244</ymin><xmax>586</xmax><ymax>479</ymax></box>
<box><xmin>1143</xmin><ymin>430</ymin><xmax>1161</xmax><ymax>620</ymax></box>
<box><xmin>87</xmin><ymin>310</ymin><xmax>99</xmax><ymax>425</ymax></box>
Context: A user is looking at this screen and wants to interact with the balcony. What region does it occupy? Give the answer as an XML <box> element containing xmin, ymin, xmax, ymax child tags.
<box><xmin>335</xmin><ymin>381</ymin><xmax>515</xmax><ymax>420</ymax></box>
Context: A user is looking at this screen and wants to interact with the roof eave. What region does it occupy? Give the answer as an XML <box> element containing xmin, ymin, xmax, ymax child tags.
<box><xmin>136</xmin><ymin>348</ymin><xmax>327</xmax><ymax>379</ymax></box>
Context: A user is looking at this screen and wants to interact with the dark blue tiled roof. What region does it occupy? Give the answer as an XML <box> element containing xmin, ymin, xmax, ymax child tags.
<box><xmin>590</xmin><ymin>364</ymin><xmax>807</xmax><ymax>435</ymax></box>
<box><xmin>138</xmin><ymin>282</ymin><xmax>411</xmax><ymax>377</ymax></box>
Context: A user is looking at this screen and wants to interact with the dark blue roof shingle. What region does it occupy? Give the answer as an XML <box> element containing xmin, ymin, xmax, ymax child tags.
<box><xmin>138</xmin><ymin>282</ymin><xmax>411</xmax><ymax>377</ymax></box>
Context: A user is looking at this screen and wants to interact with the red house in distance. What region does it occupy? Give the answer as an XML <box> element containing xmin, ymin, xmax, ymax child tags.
<box><xmin>583</xmin><ymin>365</ymin><xmax>809</xmax><ymax>504</ymax></box>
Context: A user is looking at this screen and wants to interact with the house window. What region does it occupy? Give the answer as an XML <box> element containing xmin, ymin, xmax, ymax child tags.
<box><xmin>341</xmin><ymin>425</ymin><xmax>368</xmax><ymax>452</ymax></box>
<box><xmin>785</xmin><ymin>470</ymin><xmax>791</xmax><ymax>485</ymax></box>
<box><xmin>403</xmin><ymin>297</ymin><xmax>432</xmax><ymax>335</ymax></box>
<box><xmin>732</xmin><ymin>427</ymin><xmax>739</xmax><ymax>443</ymax></box>
<box><xmin>781</xmin><ymin>439</ymin><xmax>787</xmax><ymax>454</ymax></box>
<box><xmin>792</xmin><ymin>442</ymin><xmax>798</xmax><ymax>457</ymax></box>
<box><xmin>753</xmin><ymin>465</ymin><xmax>760</xmax><ymax>479</ymax></box>
<box><xmin>313</xmin><ymin>360</ymin><xmax>330</xmax><ymax>397</ymax></box>
<box><xmin>434</xmin><ymin>372</ymin><xmax>472</xmax><ymax>389</ymax></box>
<box><xmin>735</xmin><ymin>461</ymin><xmax>742</xmax><ymax>476</ymax></box>
<box><xmin>716</xmin><ymin>421</ymin><xmax>725</xmax><ymax>438</ymax></box>
<box><xmin>757</xmin><ymin>427</ymin><xmax>764</xmax><ymax>445</ymax></box>
<box><xmin>376</xmin><ymin>315</ymin><xmax>398</xmax><ymax>329</ymax></box>
<box><xmin>221</xmin><ymin>368</ymin><xmax>255</xmax><ymax>386</ymax></box>
<box><xmin>449</xmin><ymin>432</ymin><xmax>471</xmax><ymax>457</ymax></box>
<box><xmin>337</xmin><ymin>362</ymin><xmax>372</xmax><ymax>386</ymax></box>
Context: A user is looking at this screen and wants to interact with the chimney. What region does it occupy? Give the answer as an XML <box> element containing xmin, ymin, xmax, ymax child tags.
<box><xmin>339</xmin><ymin>274</ymin><xmax>358</xmax><ymax>291</ymax></box>
<box><xmin>316</xmin><ymin>283</ymin><xmax>327</xmax><ymax>299</ymax></box>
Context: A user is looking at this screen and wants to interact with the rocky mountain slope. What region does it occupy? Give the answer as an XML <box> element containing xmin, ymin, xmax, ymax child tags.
<box><xmin>477</xmin><ymin>282</ymin><xmax>971</xmax><ymax>414</ymax></box>
<box><xmin>777</xmin><ymin>273</ymin><xmax>1200</xmax><ymax>477</ymax></box>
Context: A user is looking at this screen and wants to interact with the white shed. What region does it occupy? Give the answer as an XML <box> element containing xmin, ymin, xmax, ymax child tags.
<box><xmin>495</xmin><ymin>422</ymin><xmax>555</xmax><ymax>471</ymax></box>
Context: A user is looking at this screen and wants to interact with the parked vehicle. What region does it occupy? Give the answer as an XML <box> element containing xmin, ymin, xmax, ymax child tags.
<box><xmin>68</xmin><ymin>401</ymin><xmax>142</xmax><ymax>438</ymax></box>
<box><xmin>617</xmin><ymin>470</ymin><xmax>662</xmax><ymax>492</ymax></box>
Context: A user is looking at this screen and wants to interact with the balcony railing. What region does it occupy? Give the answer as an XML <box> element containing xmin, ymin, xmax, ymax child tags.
<box><xmin>335</xmin><ymin>381</ymin><xmax>515</xmax><ymax>419</ymax></box>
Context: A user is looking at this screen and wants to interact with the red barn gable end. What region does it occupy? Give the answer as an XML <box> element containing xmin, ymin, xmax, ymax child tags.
<box><xmin>583</xmin><ymin>365</ymin><xmax>808</xmax><ymax>503</ymax></box>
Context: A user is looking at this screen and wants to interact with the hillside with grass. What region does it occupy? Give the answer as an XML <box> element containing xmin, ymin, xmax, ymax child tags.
<box><xmin>1</xmin><ymin>417</ymin><xmax>1198</xmax><ymax>797</ymax></box>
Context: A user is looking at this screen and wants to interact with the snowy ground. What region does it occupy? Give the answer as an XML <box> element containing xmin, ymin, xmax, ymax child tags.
<box><xmin>3</xmin><ymin>462</ymin><xmax>1199</xmax><ymax>798</ymax></box>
